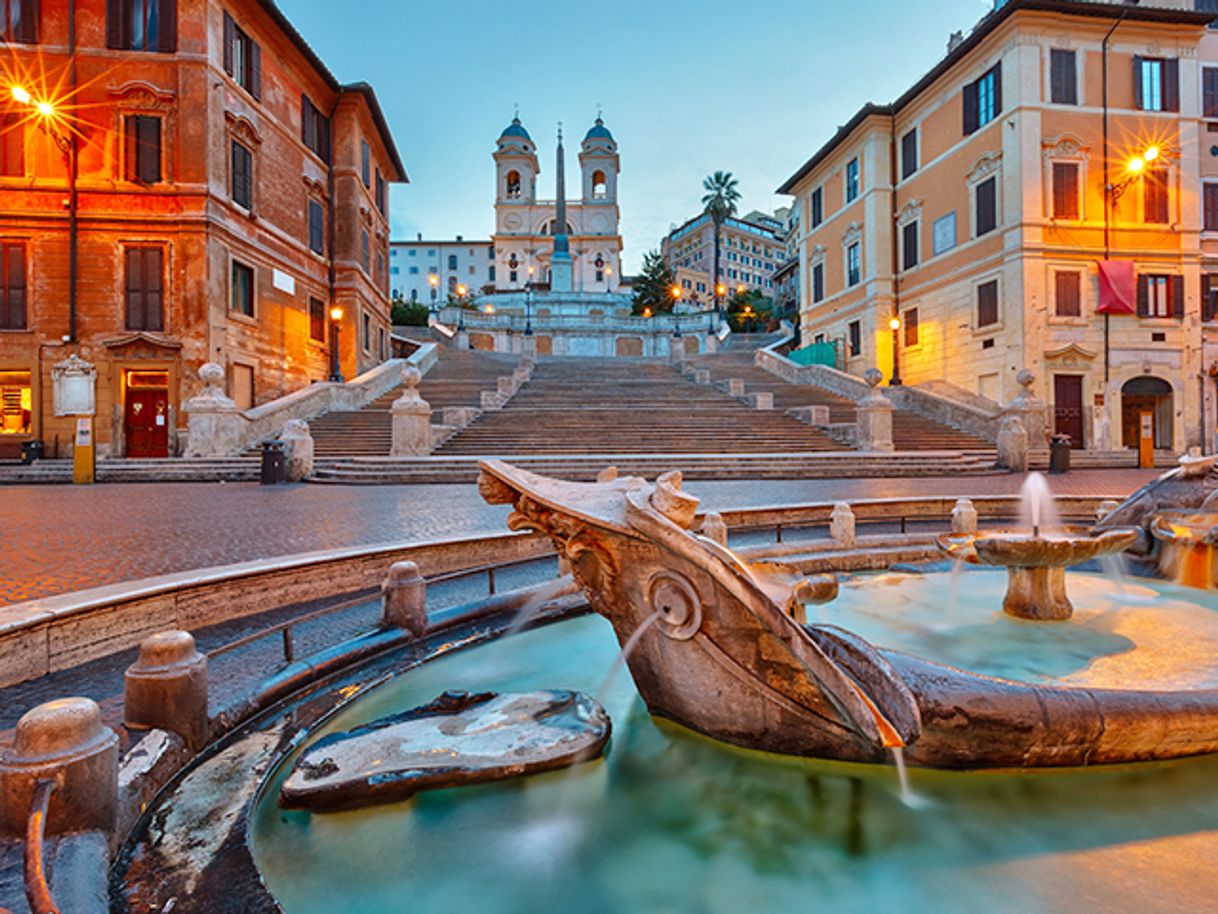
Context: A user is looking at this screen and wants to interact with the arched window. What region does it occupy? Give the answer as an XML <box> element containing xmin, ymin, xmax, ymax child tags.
<box><xmin>448</xmin><ymin>254</ymin><xmax>458</xmax><ymax>270</ymax></box>
<box><xmin>506</xmin><ymin>170</ymin><xmax>521</xmax><ymax>199</ymax></box>
<box><xmin>544</xmin><ymin>219</ymin><xmax>574</xmax><ymax>235</ymax></box>
<box><xmin>592</xmin><ymin>170</ymin><xmax>607</xmax><ymax>198</ymax></box>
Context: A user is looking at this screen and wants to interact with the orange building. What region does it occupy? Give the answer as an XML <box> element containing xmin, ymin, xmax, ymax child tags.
<box><xmin>0</xmin><ymin>0</ymin><xmax>405</xmax><ymax>459</ymax></box>
<box><xmin>779</xmin><ymin>0</ymin><xmax>1218</xmax><ymax>455</ymax></box>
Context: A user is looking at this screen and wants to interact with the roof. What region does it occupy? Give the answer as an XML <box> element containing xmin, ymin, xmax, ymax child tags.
<box><xmin>256</xmin><ymin>1</ymin><xmax>407</xmax><ymax>182</ymax></box>
<box><xmin>776</xmin><ymin>0</ymin><xmax>1216</xmax><ymax>195</ymax></box>
<box><xmin>584</xmin><ymin>117</ymin><xmax>614</xmax><ymax>142</ymax></box>
<box><xmin>500</xmin><ymin>117</ymin><xmax>533</xmax><ymax>141</ymax></box>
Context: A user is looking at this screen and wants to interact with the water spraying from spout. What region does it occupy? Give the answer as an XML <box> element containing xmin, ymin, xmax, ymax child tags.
<box><xmin>1019</xmin><ymin>472</ymin><xmax>1060</xmax><ymax>539</ymax></box>
<box><xmin>595</xmin><ymin>610</ymin><xmax>665</xmax><ymax>707</ymax></box>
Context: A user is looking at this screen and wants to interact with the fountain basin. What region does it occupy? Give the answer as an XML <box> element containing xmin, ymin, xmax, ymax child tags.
<box><xmin>1150</xmin><ymin>510</ymin><xmax>1218</xmax><ymax>589</ymax></box>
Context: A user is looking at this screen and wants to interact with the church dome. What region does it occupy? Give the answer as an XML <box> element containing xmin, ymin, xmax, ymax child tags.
<box><xmin>500</xmin><ymin>117</ymin><xmax>532</xmax><ymax>141</ymax></box>
<box><xmin>584</xmin><ymin>117</ymin><xmax>613</xmax><ymax>143</ymax></box>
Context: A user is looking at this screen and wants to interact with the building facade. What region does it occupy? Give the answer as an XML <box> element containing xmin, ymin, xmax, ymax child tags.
<box><xmin>661</xmin><ymin>210</ymin><xmax>788</xmax><ymax>307</ymax></box>
<box><xmin>0</xmin><ymin>0</ymin><xmax>405</xmax><ymax>459</ymax></box>
<box><xmin>779</xmin><ymin>0</ymin><xmax>1218</xmax><ymax>453</ymax></box>
<box><xmin>390</xmin><ymin>237</ymin><xmax>495</xmax><ymax>305</ymax></box>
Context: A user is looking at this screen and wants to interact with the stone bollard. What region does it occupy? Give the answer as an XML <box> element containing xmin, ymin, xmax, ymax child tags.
<box><xmin>830</xmin><ymin>503</ymin><xmax>856</xmax><ymax>546</ymax></box>
<box><xmin>700</xmin><ymin>512</ymin><xmax>728</xmax><ymax>547</ymax></box>
<box><xmin>481</xmin><ymin>389</ymin><xmax>504</xmax><ymax>411</ymax></box>
<box><xmin>749</xmin><ymin>392</ymin><xmax>774</xmax><ymax>410</ymax></box>
<box><xmin>996</xmin><ymin>414</ymin><xmax>1029</xmax><ymax>472</ymax></box>
<box><xmin>280</xmin><ymin>419</ymin><xmax>314</xmax><ymax>481</ymax></box>
<box><xmin>0</xmin><ymin>698</ymin><xmax>119</xmax><ymax>837</ymax></box>
<box><xmin>183</xmin><ymin>362</ymin><xmax>245</xmax><ymax>458</ymax></box>
<box><xmin>124</xmin><ymin>631</ymin><xmax>209</xmax><ymax>749</ymax></box>
<box><xmin>391</xmin><ymin>366</ymin><xmax>433</xmax><ymax>456</ymax></box>
<box><xmin>808</xmin><ymin>405</ymin><xmax>831</xmax><ymax>426</ymax></box>
<box><xmin>951</xmin><ymin>498</ymin><xmax>979</xmax><ymax>535</ymax></box>
<box><xmin>382</xmin><ymin>561</ymin><xmax>427</xmax><ymax>637</ymax></box>
<box><xmin>497</xmin><ymin>376</ymin><xmax>517</xmax><ymax>397</ymax></box>
<box><xmin>694</xmin><ymin>369</ymin><xmax>711</xmax><ymax>385</ymax></box>
<box><xmin>1096</xmin><ymin>499</ymin><xmax>1121</xmax><ymax>523</ymax></box>
<box><xmin>856</xmin><ymin>368</ymin><xmax>895</xmax><ymax>452</ymax></box>
<box><xmin>728</xmin><ymin>378</ymin><xmax>747</xmax><ymax>398</ymax></box>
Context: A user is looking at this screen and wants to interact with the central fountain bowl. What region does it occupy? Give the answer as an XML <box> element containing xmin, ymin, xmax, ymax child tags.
<box><xmin>937</xmin><ymin>527</ymin><xmax>1138</xmax><ymax>621</ymax></box>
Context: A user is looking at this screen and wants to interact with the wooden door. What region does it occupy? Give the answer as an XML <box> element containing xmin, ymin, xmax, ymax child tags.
<box><xmin>1053</xmin><ymin>375</ymin><xmax>1084</xmax><ymax>449</ymax></box>
<box><xmin>125</xmin><ymin>388</ymin><xmax>169</xmax><ymax>458</ymax></box>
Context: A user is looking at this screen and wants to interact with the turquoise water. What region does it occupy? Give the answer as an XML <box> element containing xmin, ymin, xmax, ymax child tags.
<box><xmin>251</xmin><ymin>573</ymin><xmax>1218</xmax><ymax>914</ymax></box>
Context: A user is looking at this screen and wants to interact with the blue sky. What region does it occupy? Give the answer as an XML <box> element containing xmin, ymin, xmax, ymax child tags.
<box><xmin>278</xmin><ymin>0</ymin><xmax>994</xmax><ymax>272</ymax></box>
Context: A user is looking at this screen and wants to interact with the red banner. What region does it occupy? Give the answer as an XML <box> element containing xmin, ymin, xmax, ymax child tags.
<box><xmin>1097</xmin><ymin>260</ymin><xmax>1136</xmax><ymax>315</ymax></box>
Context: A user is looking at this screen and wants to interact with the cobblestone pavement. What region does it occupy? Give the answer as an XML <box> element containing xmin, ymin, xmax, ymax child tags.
<box><xmin>0</xmin><ymin>470</ymin><xmax>1160</xmax><ymax>607</ymax></box>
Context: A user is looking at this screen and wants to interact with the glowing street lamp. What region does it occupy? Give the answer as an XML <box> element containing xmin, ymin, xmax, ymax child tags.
<box><xmin>525</xmin><ymin>264</ymin><xmax>535</xmax><ymax>335</ymax></box>
<box><xmin>428</xmin><ymin>272</ymin><xmax>439</xmax><ymax>316</ymax></box>
<box><xmin>671</xmin><ymin>285</ymin><xmax>683</xmax><ymax>338</ymax></box>
<box><xmin>889</xmin><ymin>315</ymin><xmax>902</xmax><ymax>387</ymax></box>
<box><xmin>329</xmin><ymin>305</ymin><xmax>344</xmax><ymax>382</ymax></box>
<box><xmin>10</xmin><ymin>85</ymin><xmax>30</xmax><ymax>105</ymax></box>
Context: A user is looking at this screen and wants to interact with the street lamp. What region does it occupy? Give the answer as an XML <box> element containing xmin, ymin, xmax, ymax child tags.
<box><xmin>428</xmin><ymin>272</ymin><xmax>438</xmax><ymax>318</ymax></box>
<box><xmin>329</xmin><ymin>305</ymin><xmax>344</xmax><ymax>382</ymax></box>
<box><xmin>888</xmin><ymin>315</ymin><xmax>902</xmax><ymax>387</ymax></box>
<box><xmin>671</xmin><ymin>284</ymin><xmax>682</xmax><ymax>338</ymax></box>
<box><xmin>525</xmin><ymin>264</ymin><xmax>534</xmax><ymax>335</ymax></box>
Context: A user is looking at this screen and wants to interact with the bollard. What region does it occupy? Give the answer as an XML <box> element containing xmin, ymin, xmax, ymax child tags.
<box><xmin>830</xmin><ymin>503</ymin><xmax>856</xmax><ymax>546</ymax></box>
<box><xmin>951</xmin><ymin>498</ymin><xmax>979</xmax><ymax>535</ymax></box>
<box><xmin>124</xmin><ymin>631</ymin><xmax>209</xmax><ymax>749</ymax></box>
<box><xmin>0</xmin><ymin>698</ymin><xmax>118</xmax><ymax>837</ymax></box>
<box><xmin>382</xmin><ymin>561</ymin><xmax>427</xmax><ymax>637</ymax></box>
<box><xmin>700</xmin><ymin>512</ymin><xmax>728</xmax><ymax>547</ymax></box>
<box><xmin>728</xmin><ymin>378</ymin><xmax>746</xmax><ymax>398</ymax></box>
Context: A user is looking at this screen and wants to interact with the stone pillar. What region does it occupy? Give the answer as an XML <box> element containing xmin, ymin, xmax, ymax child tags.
<box><xmin>521</xmin><ymin>335</ymin><xmax>537</xmax><ymax>358</ymax></box>
<box><xmin>996</xmin><ymin>414</ymin><xmax>1029</xmax><ymax>472</ymax></box>
<box><xmin>183</xmin><ymin>363</ymin><xmax>246</xmax><ymax>458</ymax></box>
<box><xmin>694</xmin><ymin>369</ymin><xmax>711</xmax><ymax>385</ymax></box>
<box><xmin>382</xmin><ymin>561</ymin><xmax>427</xmax><ymax>636</ymax></box>
<box><xmin>856</xmin><ymin>368</ymin><xmax>895</xmax><ymax>453</ymax></box>
<box><xmin>830</xmin><ymin>502</ymin><xmax>856</xmax><ymax>546</ymax></box>
<box><xmin>1006</xmin><ymin>368</ymin><xmax>1049</xmax><ymax>450</ymax></box>
<box><xmin>951</xmin><ymin>498</ymin><xmax>979</xmax><ymax>535</ymax></box>
<box><xmin>280</xmin><ymin>419</ymin><xmax>314</xmax><ymax>482</ymax></box>
<box><xmin>728</xmin><ymin>378</ymin><xmax>747</xmax><ymax>398</ymax></box>
<box><xmin>700</xmin><ymin>512</ymin><xmax>728</xmax><ymax>546</ymax></box>
<box><xmin>391</xmin><ymin>366</ymin><xmax>432</xmax><ymax>456</ymax></box>
<box><xmin>0</xmin><ymin>698</ymin><xmax>118</xmax><ymax>837</ymax></box>
<box><xmin>124</xmin><ymin>631</ymin><xmax>209</xmax><ymax>749</ymax></box>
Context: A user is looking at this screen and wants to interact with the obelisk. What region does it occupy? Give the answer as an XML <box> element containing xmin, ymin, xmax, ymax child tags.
<box><xmin>550</xmin><ymin>124</ymin><xmax>574</xmax><ymax>293</ymax></box>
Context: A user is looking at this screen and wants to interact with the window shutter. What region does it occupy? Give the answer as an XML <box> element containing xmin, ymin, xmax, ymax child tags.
<box><xmin>1163</xmin><ymin>58</ymin><xmax>1180</xmax><ymax>113</ymax></box>
<box><xmin>301</xmin><ymin>96</ymin><xmax>313</xmax><ymax>147</ymax></box>
<box><xmin>320</xmin><ymin>114</ymin><xmax>332</xmax><ymax>164</ymax></box>
<box><xmin>962</xmin><ymin>82</ymin><xmax>978</xmax><ymax>135</ymax></box>
<box><xmin>1052</xmin><ymin>163</ymin><xmax>1079</xmax><ymax>219</ymax></box>
<box><xmin>15</xmin><ymin>0</ymin><xmax>38</xmax><ymax>42</ymax></box>
<box><xmin>249</xmin><ymin>40</ymin><xmax>262</xmax><ymax>101</ymax></box>
<box><xmin>158</xmin><ymin>0</ymin><xmax>176</xmax><ymax>52</ymax></box>
<box><xmin>106</xmin><ymin>0</ymin><xmax>124</xmax><ymax>48</ymax></box>
<box><xmin>1172</xmin><ymin>275</ymin><xmax>1184</xmax><ymax>319</ymax></box>
<box><xmin>1136</xmin><ymin>275</ymin><xmax>1149</xmax><ymax>317</ymax></box>
<box><xmin>1203</xmin><ymin>276</ymin><xmax>1215</xmax><ymax>323</ymax></box>
<box><xmin>1205</xmin><ymin>68</ymin><xmax>1218</xmax><ymax>118</ymax></box>
<box><xmin>992</xmin><ymin>61</ymin><xmax>1003</xmax><ymax>115</ymax></box>
<box><xmin>124</xmin><ymin>116</ymin><xmax>137</xmax><ymax>182</ymax></box>
<box><xmin>146</xmin><ymin>248</ymin><xmax>163</xmax><ymax>331</ymax></box>
<box><xmin>125</xmin><ymin>248</ymin><xmax>143</xmax><ymax>329</ymax></box>
<box><xmin>223</xmin><ymin>12</ymin><xmax>235</xmax><ymax>75</ymax></box>
<box><xmin>137</xmin><ymin>116</ymin><xmax>161</xmax><ymax>183</ymax></box>
<box><xmin>6</xmin><ymin>244</ymin><xmax>25</xmax><ymax>329</ymax></box>
<box><xmin>1133</xmin><ymin>56</ymin><xmax>1144</xmax><ymax>110</ymax></box>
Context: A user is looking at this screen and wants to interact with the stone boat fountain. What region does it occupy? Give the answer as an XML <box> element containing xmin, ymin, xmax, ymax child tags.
<box><xmin>478</xmin><ymin>459</ymin><xmax>1218</xmax><ymax>769</ymax></box>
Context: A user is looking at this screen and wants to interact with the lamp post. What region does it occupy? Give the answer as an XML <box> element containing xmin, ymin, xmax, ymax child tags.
<box><xmin>428</xmin><ymin>272</ymin><xmax>438</xmax><ymax>319</ymax></box>
<box><xmin>671</xmin><ymin>284</ymin><xmax>682</xmax><ymax>338</ymax></box>
<box><xmin>525</xmin><ymin>264</ymin><xmax>534</xmax><ymax>335</ymax></box>
<box><xmin>889</xmin><ymin>315</ymin><xmax>902</xmax><ymax>387</ymax></box>
<box><xmin>329</xmin><ymin>305</ymin><xmax>344</xmax><ymax>382</ymax></box>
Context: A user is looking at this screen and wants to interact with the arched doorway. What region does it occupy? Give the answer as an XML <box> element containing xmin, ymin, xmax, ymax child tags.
<box><xmin>1121</xmin><ymin>377</ymin><xmax>1173</xmax><ymax>449</ymax></box>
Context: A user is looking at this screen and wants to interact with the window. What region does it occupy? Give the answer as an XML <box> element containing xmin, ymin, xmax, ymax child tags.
<box><xmin>361</xmin><ymin>141</ymin><xmax>370</xmax><ymax>188</ymax></box>
<box><xmin>362</xmin><ymin>311</ymin><xmax>370</xmax><ymax>351</ymax></box>
<box><xmin>301</xmin><ymin>96</ymin><xmax>331</xmax><ymax>163</ymax></box>
<box><xmin>124</xmin><ymin>247</ymin><xmax>163</xmax><ymax>331</ymax></box>
<box><xmin>1050</xmin><ymin>49</ymin><xmax>1077</xmax><ymax>105</ymax></box>
<box><xmin>932</xmin><ymin>212</ymin><xmax>957</xmax><ymax>255</ymax></box>
<box><xmin>509</xmin><ymin>270</ymin><xmax>517</xmax><ymax>283</ymax></box>
<box><xmin>904</xmin><ymin>308</ymin><xmax>919</xmax><ymax>347</ymax></box>
<box><xmin>447</xmin><ymin>254</ymin><xmax>457</xmax><ymax>270</ymax></box>
<box><xmin>0</xmin><ymin>113</ymin><xmax>23</xmax><ymax>177</ymax></box>
<box><xmin>360</xmin><ymin>230</ymin><xmax>370</xmax><ymax>273</ymax></box>
<box><xmin>124</xmin><ymin>115</ymin><xmax>161</xmax><ymax>184</ymax></box>
<box><xmin>812</xmin><ymin>264</ymin><xmax>824</xmax><ymax>303</ymax></box>
<box><xmin>0</xmin><ymin>242</ymin><xmax>26</xmax><ymax>329</ymax></box>
<box><xmin>1204</xmin><ymin>274</ymin><xmax>1218</xmax><ymax>322</ymax></box>
<box><xmin>963</xmin><ymin>63</ymin><xmax>1002</xmax><ymax>134</ymax></box>
<box><xmin>0</xmin><ymin>370</ymin><xmax>31</xmax><ymax>436</ymax></box>
<box><xmin>1135</xmin><ymin>56</ymin><xmax>1178</xmax><ymax>112</ymax></box>
<box><xmin>975</xmin><ymin>176</ymin><xmax>997</xmax><ymax>236</ymax></box>
<box><xmin>231</xmin><ymin>260</ymin><xmax>254</xmax><ymax>317</ymax></box>
<box><xmin>848</xmin><ymin>320</ymin><xmax>861</xmax><ymax>357</ymax></box>
<box><xmin>222</xmin><ymin>12</ymin><xmax>260</xmax><ymax>99</ymax></box>
<box><xmin>1204</xmin><ymin>67</ymin><xmax>1218</xmax><ymax>118</ymax></box>
<box><xmin>846</xmin><ymin>242</ymin><xmax>861</xmax><ymax>286</ymax></box>
<box><xmin>375</xmin><ymin>169</ymin><xmax>386</xmax><ymax>215</ymax></box>
<box><xmin>977</xmin><ymin>279</ymin><xmax>999</xmax><ymax>328</ymax></box>
<box><xmin>230</xmin><ymin>140</ymin><xmax>252</xmax><ymax>210</ymax></box>
<box><xmin>2</xmin><ymin>0</ymin><xmax>37</xmax><ymax>43</ymax></box>
<box><xmin>1051</xmin><ymin>162</ymin><xmax>1079</xmax><ymax>220</ymax></box>
<box><xmin>845</xmin><ymin>159</ymin><xmax>859</xmax><ymax>203</ymax></box>
<box><xmin>900</xmin><ymin>129</ymin><xmax>917</xmax><ymax>180</ymax></box>
<box><xmin>1144</xmin><ymin>169</ymin><xmax>1169</xmax><ymax>224</ymax></box>
<box><xmin>1138</xmin><ymin>274</ymin><xmax>1181</xmax><ymax>318</ymax></box>
<box><xmin>902</xmin><ymin>221</ymin><xmax>918</xmax><ymax>271</ymax></box>
<box><xmin>408</xmin><ymin>266</ymin><xmax>418</xmax><ymax>275</ymax></box>
<box><xmin>488</xmin><ymin>265</ymin><xmax>496</xmax><ymax>281</ymax></box>
<box><xmin>1054</xmin><ymin>271</ymin><xmax>1081</xmax><ymax>318</ymax></box>
<box><xmin>307</xmin><ymin>199</ymin><xmax>324</xmax><ymax>254</ymax></box>
<box><xmin>379</xmin><ymin>326</ymin><xmax>386</xmax><ymax>361</ymax></box>
<box><xmin>1207</xmin><ymin>184</ymin><xmax>1218</xmax><ymax>232</ymax></box>
<box><xmin>107</xmin><ymin>0</ymin><xmax>175</xmax><ymax>52</ymax></box>
<box><xmin>309</xmin><ymin>296</ymin><xmax>324</xmax><ymax>341</ymax></box>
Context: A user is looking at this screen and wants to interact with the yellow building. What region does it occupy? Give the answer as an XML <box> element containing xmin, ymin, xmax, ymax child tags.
<box><xmin>779</xmin><ymin>0</ymin><xmax>1218</xmax><ymax>454</ymax></box>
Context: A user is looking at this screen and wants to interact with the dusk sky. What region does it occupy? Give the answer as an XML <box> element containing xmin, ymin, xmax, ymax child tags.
<box><xmin>278</xmin><ymin>0</ymin><xmax>994</xmax><ymax>273</ymax></box>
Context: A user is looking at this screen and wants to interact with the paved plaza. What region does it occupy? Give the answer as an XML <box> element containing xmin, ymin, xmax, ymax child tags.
<box><xmin>0</xmin><ymin>469</ymin><xmax>1161</xmax><ymax>607</ymax></box>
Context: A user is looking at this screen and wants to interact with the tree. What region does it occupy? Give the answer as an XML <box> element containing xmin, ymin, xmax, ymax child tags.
<box><xmin>726</xmin><ymin>288</ymin><xmax>772</xmax><ymax>332</ymax></box>
<box><xmin>701</xmin><ymin>171</ymin><xmax>741</xmax><ymax>311</ymax></box>
<box><xmin>391</xmin><ymin>299</ymin><xmax>430</xmax><ymax>327</ymax></box>
<box><xmin>631</xmin><ymin>250</ymin><xmax>678</xmax><ymax>315</ymax></box>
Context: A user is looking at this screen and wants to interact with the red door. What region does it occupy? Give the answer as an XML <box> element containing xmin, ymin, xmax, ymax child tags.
<box><xmin>125</xmin><ymin>388</ymin><xmax>169</xmax><ymax>458</ymax></box>
<box><xmin>1053</xmin><ymin>375</ymin><xmax>1085</xmax><ymax>449</ymax></box>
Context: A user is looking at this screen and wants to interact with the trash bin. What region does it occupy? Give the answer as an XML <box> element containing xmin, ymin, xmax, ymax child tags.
<box><xmin>259</xmin><ymin>440</ymin><xmax>286</xmax><ymax>485</ymax></box>
<box><xmin>20</xmin><ymin>441</ymin><xmax>43</xmax><ymax>465</ymax></box>
<box><xmin>1049</xmin><ymin>434</ymin><xmax>1072</xmax><ymax>475</ymax></box>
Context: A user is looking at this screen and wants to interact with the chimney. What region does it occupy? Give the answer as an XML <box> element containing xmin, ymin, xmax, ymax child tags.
<box><xmin>416</xmin><ymin>231</ymin><xmax>422</xmax><ymax>241</ymax></box>
<box><xmin>457</xmin><ymin>234</ymin><xmax>463</xmax><ymax>242</ymax></box>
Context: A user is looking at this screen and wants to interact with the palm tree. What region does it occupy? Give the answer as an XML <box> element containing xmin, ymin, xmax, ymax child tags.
<box><xmin>701</xmin><ymin>171</ymin><xmax>741</xmax><ymax>317</ymax></box>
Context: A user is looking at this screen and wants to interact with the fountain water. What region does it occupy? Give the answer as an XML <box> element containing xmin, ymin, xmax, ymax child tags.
<box><xmin>1019</xmin><ymin>472</ymin><xmax>1061</xmax><ymax>539</ymax></box>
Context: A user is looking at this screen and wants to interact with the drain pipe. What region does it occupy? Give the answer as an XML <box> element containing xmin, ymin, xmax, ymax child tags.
<box><xmin>1102</xmin><ymin>4</ymin><xmax>1133</xmax><ymax>386</ymax></box>
<box><xmin>889</xmin><ymin>112</ymin><xmax>901</xmax><ymax>386</ymax></box>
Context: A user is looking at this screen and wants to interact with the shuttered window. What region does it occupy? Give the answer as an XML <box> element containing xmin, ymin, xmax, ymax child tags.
<box><xmin>124</xmin><ymin>247</ymin><xmax>163</xmax><ymax>331</ymax></box>
<box><xmin>900</xmin><ymin>129</ymin><xmax>917</xmax><ymax>180</ymax></box>
<box><xmin>1205</xmin><ymin>68</ymin><xmax>1218</xmax><ymax>118</ymax></box>
<box><xmin>902</xmin><ymin>221</ymin><xmax>918</xmax><ymax>271</ymax></box>
<box><xmin>309</xmin><ymin>296</ymin><xmax>325</xmax><ymax>341</ymax></box>
<box><xmin>1050</xmin><ymin>49</ymin><xmax>1077</xmax><ymax>105</ymax></box>
<box><xmin>307</xmin><ymin>199</ymin><xmax>324</xmax><ymax>254</ymax></box>
<box><xmin>977</xmin><ymin>279</ymin><xmax>999</xmax><ymax>327</ymax></box>
<box><xmin>1206</xmin><ymin>184</ymin><xmax>1218</xmax><ymax>232</ymax></box>
<box><xmin>963</xmin><ymin>63</ymin><xmax>1002</xmax><ymax>135</ymax></box>
<box><xmin>0</xmin><ymin>242</ymin><xmax>26</xmax><ymax>330</ymax></box>
<box><xmin>361</xmin><ymin>230</ymin><xmax>370</xmax><ymax>273</ymax></box>
<box><xmin>231</xmin><ymin>140</ymin><xmax>252</xmax><ymax>210</ymax></box>
<box><xmin>2</xmin><ymin>0</ymin><xmax>38</xmax><ymax>43</ymax></box>
<box><xmin>1144</xmin><ymin>169</ymin><xmax>1169</xmax><ymax>225</ymax></box>
<box><xmin>231</xmin><ymin>260</ymin><xmax>254</xmax><ymax>317</ymax></box>
<box><xmin>361</xmin><ymin>141</ymin><xmax>370</xmax><ymax>187</ymax></box>
<box><xmin>221</xmin><ymin>12</ymin><xmax>261</xmax><ymax>100</ymax></box>
<box><xmin>106</xmin><ymin>0</ymin><xmax>175</xmax><ymax>52</ymax></box>
<box><xmin>904</xmin><ymin>308</ymin><xmax>919</xmax><ymax>347</ymax></box>
<box><xmin>975</xmin><ymin>176</ymin><xmax>998</xmax><ymax>236</ymax></box>
<box><xmin>811</xmin><ymin>263</ymin><xmax>824</xmax><ymax>303</ymax></box>
<box><xmin>0</xmin><ymin>114</ymin><xmax>23</xmax><ymax>177</ymax></box>
<box><xmin>124</xmin><ymin>115</ymin><xmax>161</xmax><ymax>184</ymax></box>
<box><xmin>301</xmin><ymin>95</ymin><xmax>331</xmax><ymax>164</ymax></box>
<box><xmin>1134</xmin><ymin>56</ymin><xmax>1179</xmax><ymax>112</ymax></box>
<box><xmin>375</xmin><ymin>169</ymin><xmax>386</xmax><ymax>214</ymax></box>
<box><xmin>1051</xmin><ymin>162</ymin><xmax>1079</xmax><ymax>219</ymax></box>
<box><xmin>809</xmin><ymin>188</ymin><xmax>823</xmax><ymax>227</ymax></box>
<box><xmin>1136</xmin><ymin>274</ymin><xmax>1181</xmax><ymax>319</ymax></box>
<box><xmin>1203</xmin><ymin>275</ymin><xmax>1218</xmax><ymax>323</ymax></box>
<box><xmin>1054</xmin><ymin>271</ymin><xmax>1081</xmax><ymax>318</ymax></box>
<box><xmin>846</xmin><ymin>243</ymin><xmax>860</xmax><ymax>287</ymax></box>
<box><xmin>848</xmin><ymin>320</ymin><xmax>861</xmax><ymax>357</ymax></box>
